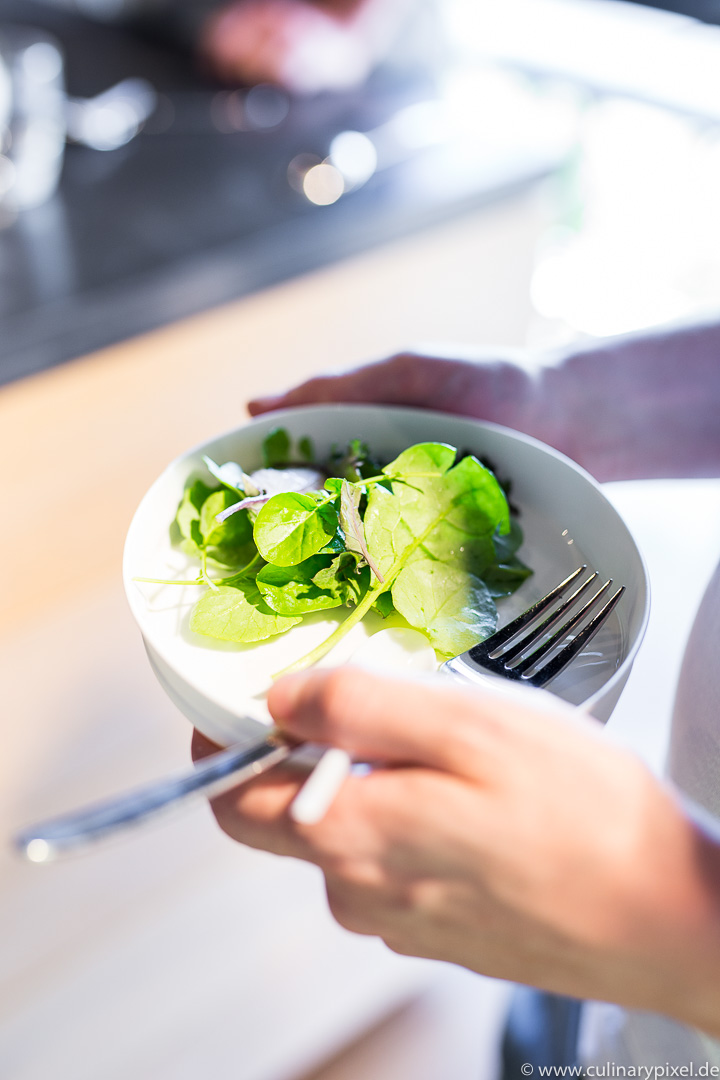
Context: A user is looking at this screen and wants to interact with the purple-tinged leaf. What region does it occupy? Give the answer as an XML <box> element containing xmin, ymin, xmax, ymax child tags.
<box><xmin>339</xmin><ymin>479</ymin><xmax>384</xmax><ymax>583</ymax></box>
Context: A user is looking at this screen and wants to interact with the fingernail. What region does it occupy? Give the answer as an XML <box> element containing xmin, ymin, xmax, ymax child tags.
<box><xmin>290</xmin><ymin>748</ymin><xmax>352</xmax><ymax>825</ymax></box>
<box><xmin>267</xmin><ymin>671</ymin><xmax>309</xmax><ymax>724</ymax></box>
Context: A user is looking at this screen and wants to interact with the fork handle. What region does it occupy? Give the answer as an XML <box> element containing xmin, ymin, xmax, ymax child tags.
<box><xmin>13</xmin><ymin>732</ymin><xmax>292</xmax><ymax>862</ymax></box>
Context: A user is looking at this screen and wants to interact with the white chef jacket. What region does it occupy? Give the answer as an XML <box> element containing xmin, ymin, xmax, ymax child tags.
<box><xmin>580</xmin><ymin>558</ymin><xmax>720</xmax><ymax>1070</ymax></box>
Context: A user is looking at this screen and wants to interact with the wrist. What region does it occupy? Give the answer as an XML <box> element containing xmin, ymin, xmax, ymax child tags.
<box><xmin>613</xmin><ymin>784</ymin><xmax>720</xmax><ymax>1035</ymax></box>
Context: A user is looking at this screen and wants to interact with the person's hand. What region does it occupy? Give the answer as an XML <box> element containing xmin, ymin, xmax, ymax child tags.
<box><xmin>248</xmin><ymin>348</ymin><xmax>561</xmax><ymax>447</ymax></box>
<box><xmin>193</xmin><ymin>668</ymin><xmax>720</xmax><ymax>1035</ymax></box>
<box><xmin>201</xmin><ymin>0</ymin><xmax>411</xmax><ymax>94</ymax></box>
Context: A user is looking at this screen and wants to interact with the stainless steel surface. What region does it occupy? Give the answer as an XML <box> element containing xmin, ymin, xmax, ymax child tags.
<box><xmin>13</xmin><ymin>729</ymin><xmax>292</xmax><ymax>861</ymax></box>
<box><xmin>0</xmin><ymin>25</ymin><xmax>66</xmax><ymax>211</ymax></box>
<box><xmin>0</xmin><ymin>0</ymin><xmax>568</xmax><ymax>385</ymax></box>
<box><xmin>442</xmin><ymin>567</ymin><xmax>626</xmax><ymax>689</ymax></box>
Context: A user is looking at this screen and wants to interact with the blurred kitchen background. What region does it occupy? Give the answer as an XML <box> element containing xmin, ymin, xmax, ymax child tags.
<box><xmin>4</xmin><ymin>0</ymin><xmax>720</xmax><ymax>383</ymax></box>
<box><xmin>3</xmin><ymin>1</ymin><xmax>720</xmax><ymax>1078</ymax></box>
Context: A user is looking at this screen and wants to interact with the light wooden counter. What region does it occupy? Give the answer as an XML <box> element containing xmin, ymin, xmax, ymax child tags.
<box><xmin>0</xmin><ymin>193</ymin><xmax>544</xmax><ymax>1080</ymax></box>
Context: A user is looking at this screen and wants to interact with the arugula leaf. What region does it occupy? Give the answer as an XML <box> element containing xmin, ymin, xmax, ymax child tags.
<box><xmin>256</xmin><ymin>555</ymin><xmax>344</xmax><ymax>615</ymax></box>
<box><xmin>339</xmin><ymin>479</ymin><xmax>384</xmax><ymax>582</ymax></box>
<box><xmin>253</xmin><ymin>492</ymin><xmax>339</xmax><ymax>566</ymax></box>
<box><xmin>262</xmin><ymin>427</ymin><xmax>291</xmax><ymax>468</ymax></box>
<box><xmin>190</xmin><ymin>576</ymin><xmax>301</xmax><ymax>643</ymax></box>
<box><xmin>391</xmin><ymin>556</ymin><xmax>497</xmax><ymax>656</ymax></box>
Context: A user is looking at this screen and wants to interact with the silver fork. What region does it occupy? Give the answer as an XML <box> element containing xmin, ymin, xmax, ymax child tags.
<box><xmin>13</xmin><ymin>566</ymin><xmax>624</xmax><ymax>862</ymax></box>
<box><xmin>442</xmin><ymin>565</ymin><xmax>625</xmax><ymax>688</ymax></box>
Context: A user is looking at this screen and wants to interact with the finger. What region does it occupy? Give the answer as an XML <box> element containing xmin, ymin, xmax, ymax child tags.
<box><xmin>208</xmin><ymin>758</ymin><xmax>393</xmax><ymax>867</ymax></box>
<box><xmin>190</xmin><ymin>730</ymin><xmax>309</xmax><ymax>854</ymax></box>
<box><xmin>267</xmin><ymin>666</ymin><xmax>533</xmax><ymax>779</ymax></box>
<box><xmin>207</xmin><ymin>760</ymin><xmax>309</xmax><ymax>856</ymax></box>
<box><xmin>247</xmin><ymin>354</ymin><xmax>444</xmax><ymax>415</ymax></box>
<box><xmin>323</xmin><ymin>868</ymin><xmax>412</xmax><ymax>938</ymax></box>
<box><xmin>191</xmin><ymin>728</ymin><xmax>222</xmax><ymax>762</ymax></box>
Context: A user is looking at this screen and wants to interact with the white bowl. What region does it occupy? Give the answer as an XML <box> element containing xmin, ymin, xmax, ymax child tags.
<box><xmin>123</xmin><ymin>405</ymin><xmax>650</xmax><ymax>745</ymax></box>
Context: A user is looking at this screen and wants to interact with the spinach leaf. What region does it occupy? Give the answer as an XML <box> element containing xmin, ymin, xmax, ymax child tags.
<box><xmin>174</xmin><ymin>479</ymin><xmax>216</xmax><ymax>546</ymax></box>
<box><xmin>190</xmin><ymin>577</ymin><xmax>301</xmax><ymax>643</ymax></box>
<box><xmin>481</xmin><ymin>558</ymin><xmax>533</xmax><ymax>599</ymax></box>
<box><xmin>493</xmin><ymin>516</ymin><xmax>524</xmax><ymax>561</ymax></box>
<box><xmin>372</xmin><ymin>591</ymin><xmax>397</xmax><ymax>619</ymax></box>
<box><xmin>198</xmin><ymin>490</ymin><xmax>255</xmax><ymax>568</ymax></box>
<box><xmin>170</xmin><ymin>435</ymin><xmax>531</xmax><ymax>669</ymax></box>
<box><xmin>311</xmin><ymin>551</ymin><xmax>370</xmax><ymax>606</ymax></box>
<box><xmin>298</xmin><ymin>436</ymin><xmax>314</xmax><ymax>463</ymax></box>
<box><xmin>483</xmin><ymin>518</ymin><xmax>532</xmax><ymax>597</ymax></box>
<box><xmin>363</xmin><ymin>444</ymin><xmax>510</xmax><ymax>645</ymax></box>
<box><xmin>256</xmin><ymin>555</ymin><xmax>344</xmax><ymax>615</ymax></box>
<box><xmin>391</xmin><ymin>556</ymin><xmax>497</xmax><ymax>656</ymax></box>
<box><xmin>253</xmin><ymin>492</ymin><xmax>339</xmax><ymax>566</ymax></box>
<box><xmin>366</xmin><ymin>446</ymin><xmax>509</xmax><ymax>578</ymax></box>
<box><xmin>317</xmin><ymin>531</ymin><xmax>346</xmax><ymax>554</ymax></box>
<box><xmin>172</xmin><ymin>481</ymin><xmax>255</xmax><ymax>569</ymax></box>
<box><xmin>383</xmin><ymin>442</ymin><xmax>456</xmax><ymax>479</ymax></box>
<box><xmin>329</xmin><ymin>438</ymin><xmax>379</xmax><ymax>482</ymax></box>
<box><xmin>262</xmin><ymin>427</ymin><xmax>291</xmax><ymax>467</ymax></box>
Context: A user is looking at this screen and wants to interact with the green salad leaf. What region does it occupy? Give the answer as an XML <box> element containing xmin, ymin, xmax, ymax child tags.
<box><xmin>360</xmin><ymin>444</ymin><xmax>511</xmax><ymax>657</ymax></box>
<box><xmin>298</xmin><ymin>436</ymin><xmax>314</xmax><ymax>463</ymax></box>
<box><xmin>174</xmin><ymin>479</ymin><xmax>215</xmax><ymax>548</ymax></box>
<box><xmin>339</xmin><ymin>479</ymin><xmax>384</xmax><ymax>582</ymax></box>
<box><xmin>173</xmin><ymin>479</ymin><xmax>254</xmax><ymax>570</ymax></box>
<box><xmin>390</xmin><ymin>557</ymin><xmax>497</xmax><ymax>655</ymax></box>
<box><xmin>256</xmin><ymin>555</ymin><xmax>343</xmax><ymax>615</ymax></box>
<box><xmin>190</xmin><ymin>576</ymin><xmax>301</xmax><ymax>643</ymax></box>
<box><xmin>253</xmin><ymin>492</ymin><xmax>339</xmax><ymax>566</ymax></box>
<box><xmin>262</xmin><ymin>427</ymin><xmax>291</xmax><ymax>467</ymax></box>
<box><xmin>156</xmin><ymin>430</ymin><xmax>532</xmax><ymax>663</ymax></box>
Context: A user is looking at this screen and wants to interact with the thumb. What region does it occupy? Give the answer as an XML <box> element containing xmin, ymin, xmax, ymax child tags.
<box><xmin>268</xmin><ymin>666</ymin><xmax>515</xmax><ymax>777</ymax></box>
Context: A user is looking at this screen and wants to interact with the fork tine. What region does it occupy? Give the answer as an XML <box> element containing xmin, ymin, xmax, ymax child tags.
<box><xmin>513</xmin><ymin>579</ymin><xmax>613</xmax><ymax>675</ymax></box>
<box><xmin>527</xmin><ymin>585</ymin><xmax>626</xmax><ymax>688</ymax></box>
<box><xmin>470</xmin><ymin>565</ymin><xmax>587</xmax><ymax>657</ymax></box>
<box><xmin>493</xmin><ymin>571</ymin><xmax>599</xmax><ymax>664</ymax></box>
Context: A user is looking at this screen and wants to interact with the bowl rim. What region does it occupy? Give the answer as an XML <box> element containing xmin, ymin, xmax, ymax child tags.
<box><xmin>123</xmin><ymin>403</ymin><xmax>651</xmax><ymax>720</ymax></box>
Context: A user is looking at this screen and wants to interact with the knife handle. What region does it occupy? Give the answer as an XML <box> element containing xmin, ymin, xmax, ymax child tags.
<box><xmin>12</xmin><ymin>731</ymin><xmax>292</xmax><ymax>862</ymax></box>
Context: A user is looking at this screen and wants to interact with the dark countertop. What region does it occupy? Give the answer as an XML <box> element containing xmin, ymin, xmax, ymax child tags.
<box><xmin>0</xmin><ymin>1</ymin><xmax>564</xmax><ymax>386</ymax></box>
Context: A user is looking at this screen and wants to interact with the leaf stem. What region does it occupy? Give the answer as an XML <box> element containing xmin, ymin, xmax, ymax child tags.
<box><xmin>133</xmin><ymin>575</ymin><xmax>204</xmax><ymax>585</ymax></box>
<box><xmin>202</xmin><ymin>550</ymin><xmax>219</xmax><ymax>591</ymax></box>
<box><xmin>272</xmin><ymin>580</ymin><xmax>387</xmax><ymax>678</ymax></box>
<box><xmin>235</xmin><ymin>552</ymin><xmax>261</xmax><ymax>578</ymax></box>
<box><xmin>349</xmin><ymin>474</ymin><xmax>386</xmax><ymax>486</ymax></box>
<box><xmin>272</xmin><ymin>501</ymin><xmax>452</xmax><ymax>678</ymax></box>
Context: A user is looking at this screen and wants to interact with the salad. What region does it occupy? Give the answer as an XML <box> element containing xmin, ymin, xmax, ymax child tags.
<box><xmin>141</xmin><ymin>428</ymin><xmax>532</xmax><ymax>676</ymax></box>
